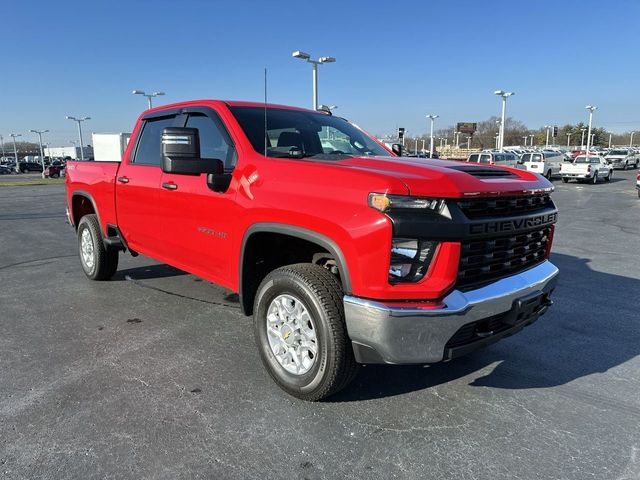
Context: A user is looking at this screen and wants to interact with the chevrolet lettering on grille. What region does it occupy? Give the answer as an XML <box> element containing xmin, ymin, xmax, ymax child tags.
<box><xmin>468</xmin><ymin>212</ymin><xmax>558</xmax><ymax>236</ymax></box>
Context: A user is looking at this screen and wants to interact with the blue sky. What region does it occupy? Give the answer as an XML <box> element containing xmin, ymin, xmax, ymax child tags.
<box><xmin>2</xmin><ymin>0</ymin><xmax>639</xmax><ymax>146</ymax></box>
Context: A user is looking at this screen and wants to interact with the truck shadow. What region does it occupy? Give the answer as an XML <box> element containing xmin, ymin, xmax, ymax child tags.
<box><xmin>113</xmin><ymin>263</ymin><xmax>188</xmax><ymax>281</ymax></box>
<box><xmin>330</xmin><ymin>252</ymin><xmax>640</xmax><ymax>402</ymax></box>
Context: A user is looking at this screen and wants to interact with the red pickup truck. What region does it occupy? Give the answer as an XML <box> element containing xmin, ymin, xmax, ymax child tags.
<box><xmin>66</xmin><ymin>100</ymin><xmax>559</xmax><ymax>400</ymax></box>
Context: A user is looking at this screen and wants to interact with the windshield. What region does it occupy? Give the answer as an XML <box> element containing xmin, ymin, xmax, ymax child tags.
<box><xmin>575</xmin><ymin>156</ymin><xmax>598</xmax><ymax>163</ymax></box>
<box><xmin>607</xmin><ymin>150</ymin><xmax>627</xmax><ymax>156</ymax></box>
<box><xmin>229</xmin><ymin>106</ymin><xmax>391</xmax><ymax>159</ymax></box>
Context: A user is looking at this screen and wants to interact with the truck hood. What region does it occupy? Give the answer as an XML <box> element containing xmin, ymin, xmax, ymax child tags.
<box><xmin>332</xmin><ymin>156</ymin><xmax>553</xmax><ymax>197</ymax></box>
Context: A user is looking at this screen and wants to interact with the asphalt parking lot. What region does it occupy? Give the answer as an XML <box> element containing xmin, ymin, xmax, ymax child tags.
<box><xmin>1</xmin><ymin>170</ymin><xmax>639</xmax><ymax>480</ymax></box>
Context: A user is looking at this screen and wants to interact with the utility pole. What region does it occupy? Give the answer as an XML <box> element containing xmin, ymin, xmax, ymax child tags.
<box><xmin>30</xmin><ymin>129</ymin><xmax>49</xmax><ymax>178</ymax></box>
<box><xmin>10</xmin><ymin>134</ymin><xmax>22</xmax><ymax>172</ymax></box>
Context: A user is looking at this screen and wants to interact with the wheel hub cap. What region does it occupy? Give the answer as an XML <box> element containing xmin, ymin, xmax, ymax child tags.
<box><xmin>266</xmin><ymin>294</ymin><xmax>317</xmax><ymax>375</ymax></box>
<box><xmin>81</xmin><ymin>228</ymin><xmax>94</xmax><ymax>269</ymax></box>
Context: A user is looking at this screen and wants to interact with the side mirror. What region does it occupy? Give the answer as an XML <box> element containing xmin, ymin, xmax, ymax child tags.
<box><xmin>391</xmin><ymin>143</ymin><xmax>403</xmax><ymax>156</ymax></box>
<box><xmin>161</xmin><ymin>127</ymin><xmax>223</xmax><ymax>175</ymax></box>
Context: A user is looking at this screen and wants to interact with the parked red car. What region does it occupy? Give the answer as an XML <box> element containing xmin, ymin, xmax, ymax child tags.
<box><xmin>65</xmin><ymin>100</ymin><xmax>558</xmax><ymax>400</ymax></box>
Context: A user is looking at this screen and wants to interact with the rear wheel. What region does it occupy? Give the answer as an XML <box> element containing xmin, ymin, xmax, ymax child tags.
<box><xmin>253</xmin><ymin>263</ymin><xmax>359</xmax><ymax>401</ymax></box>
<box><xmin>77</xmin><ymin>214</ymin><xmax>119</xmax><ymax>280</ymax></box>
<box><xmin>562</xmin><ymin>177</ymin><xmax>569</xmax><ymax>183</ymax></box>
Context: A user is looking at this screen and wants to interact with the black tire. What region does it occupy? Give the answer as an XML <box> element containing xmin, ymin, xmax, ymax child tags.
<box><xmin>605</xmin><ymin>170</ymin><xmax>612</xmax><ymax>182</ymax></box>
<box><xmin>545</xmin><ymin>170</ymin><xmax>552</xmax><ymax>180</ymax></box>
<box><xmin>562</xmin><ymin>177</ymin><xmax>569</xmax><ymax>183</ymax></box>
<box><xmin>592</xmin><ymin>172</ymin><xmax>598</xmax><ymax>184</ymax></box>
<box><xmin>77</xmin><ymin>214</ymin><xmax>118</xmax><ymax>281</ymax></box>
<box><xmin>624</xmin><ymin>161</ymin><xmax>628</xmax><ymax>170</ymax></box>
<box><xmin>253</xmin><ymin>263</ymin><xmax>359</xmax><ymax>401</ymax></box>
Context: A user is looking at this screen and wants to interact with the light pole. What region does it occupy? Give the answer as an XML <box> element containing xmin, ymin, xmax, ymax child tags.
<box><xmin>608</xmin><ymin>132</ymin><xmax>613</xmax><ymax>148</ymax></box>
<box><xmin>495</xmin><ymin>133</ymin><xmax>500</xmax><ymax>150</ymax></box>
<box><xmin>455</xmin><ymin>131</ymin><xmax>460</xmax><ymax>148</ymax></box>
<box><xmin>132</xmin><ymin>90</ymin><xmax>165</xmax><ymax>109</ymax></box>
<box><xmin>580</xmin><ymin>128</ymin><xmax>587</xmax><ymax>150</ymax></box>
<box><xmin>292</xmin><ymin>51</ymin><xmax>336</xmax><ymax>111</ymax></box>
<box><xmin>10</xmin><ymin>133</ymin><xmax>21</xmax><ymax>172</ymax></box>
<box><xmin>0</xmin><ymin>135</ymin><xmax>5</xmax><ymax>160</ymax></box>
<box><xmin>585</xmin><ymin>105</ymin><xmax>597</xmax><ymax>160</ymax></box>
<box><xmin>30</xmin><ymin>129</ymin><xmax>49</xmax><ymax>178</ymax></box>
<box><xmin>66</xmin><ymin>116</ymin><xmax>90</xmax><ymax>161</ymax></box>
<box><xmin>566</xmin><ymin>132</ymin><xmax>572</xmax><ymax>148</ymax></box>
<box><xmin>529</xmin><ymin>134</ymin><xmax>535</xmax><ymax>147</ymax></box>
<box><xmin>544</xmin><ymin>125</ymin><xmax>551</xmax><ymax>147</ymax></box>
<box><xmin>426</xmin><ymin>114</ymin><xmax>438</xmax><ymax>158</ymax></box>
<box><xmin>494</xmin><ymin>90</ymin><xmax>514</xmax><ymax>152</ymax></box>
<box><xmin>630</xmin><ymin>132</ymin><xmax>635</xmax><ymax>147</ymax></box>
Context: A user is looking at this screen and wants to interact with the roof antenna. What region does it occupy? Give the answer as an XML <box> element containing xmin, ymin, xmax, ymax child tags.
<box><xmin>264</xmin><ymin>67</ymin><xmax>268</xmax><ymax>157</ymax></box>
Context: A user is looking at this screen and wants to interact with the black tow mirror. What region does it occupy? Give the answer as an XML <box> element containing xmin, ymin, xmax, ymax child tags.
<box><xmin>161</xmin><ymin>127</ymin><xmax>223</xmax><ymax>175</ymax></box>
<box><xmin>391</xmin><ymin>143</ymin><xmax>403</xmax><ymax>156</ymax></box>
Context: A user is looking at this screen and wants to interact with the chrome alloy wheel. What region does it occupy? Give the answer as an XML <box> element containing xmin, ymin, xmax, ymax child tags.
<box><xmin>80</xmin><ymin>228</ymin><xmax>95</xmax><ymax>269</ymax></box>
<box><xmin>266</xmin><ymin>294</ymin><xmax>318</xmax><ymax>375</ymax></box>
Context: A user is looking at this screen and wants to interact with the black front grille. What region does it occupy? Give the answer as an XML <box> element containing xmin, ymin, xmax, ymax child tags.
<box><xmin>457</xmin><ymin>194</ymin><xmax>553</xmax><ymax>219</ymax></box>
<box><xmin>457</xmin><ymin>227</ymin><xmax>551</xmax><ymax>290</ymax></box>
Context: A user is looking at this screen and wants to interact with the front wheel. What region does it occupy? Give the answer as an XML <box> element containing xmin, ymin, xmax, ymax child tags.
<box><xmin>545</xmin><ymin>170</ymin><xmax>552</xmax><ymax>180</ymax></box>
<box><xmin>562</xmin><ymin>177</ymin><xmax>569</xmax><ymax>183</ymax></box>
<box><xmin>253</xmin><ymin>264</ymin><xmax>359</xmax><ymax>401</ymax></box>
<box><xmin>605</xmin><ymin>170</ymin><xmax>612</xmax><ymax>182</ymax></box>
<box><xmin>77</xmin><ymin>214</ymin><xmax>119</xmax><ymax>280</ymax></box>
<box><xmin>592</xmin><ymin>172</ymin><xmax>598</xmax><ymax>184</ymax></box>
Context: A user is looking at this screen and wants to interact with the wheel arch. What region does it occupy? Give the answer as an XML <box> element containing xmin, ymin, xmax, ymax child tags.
<box><xmin>70</xmin><ymin>190</ymin><xmax>101</xmax><ymax>231</ymax></box>
<box><xmin>239</xmin><ymin>223</ymin><xmax>352</xmax><ymax>316</ymax></box>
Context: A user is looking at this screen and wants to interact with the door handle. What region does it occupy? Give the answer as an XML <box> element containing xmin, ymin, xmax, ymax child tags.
<box><xmin>117</xmin><ymin>176</ymin><xmax>129</xmax><ymax>184</ymax></box>
<box><xmin>162</xmin><ymin>182</ymin><xmax>178</xmax><ymax>190</ymax></box>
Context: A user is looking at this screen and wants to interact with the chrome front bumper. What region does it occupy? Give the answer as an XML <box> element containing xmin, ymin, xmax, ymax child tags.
<box><xmin>343</xmin><ymin>261</ymin><xmax>559</xmax><ymax>364</ymax></box>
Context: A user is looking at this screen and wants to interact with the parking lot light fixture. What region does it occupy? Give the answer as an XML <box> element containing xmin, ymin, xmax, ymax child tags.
<box><xmin>529</xmin><ymin>134</ymin><xmax>534</xmax><ymax>146</ymax></box>
<box><xmin>494</xmin><ymin>90</ymin><xmax>514</xmax><ymax>152</ymax></box>
<box><xmin>0</xmin><ymin>134</ymin><xmax>5</xmax><ymax>159</ymax></box>
<box><xmin>66</xmin><ymin>116</ymin><xmax>90</xmax><ymax>161</ymax></box>
<box><xmin>132</xmin><ymin>90</ymin><xmax>165</xmax><ymax>109</ymax></box>
<box><xmin>10</xmin><ymin>133</ymin><xmax>22</xmax><ymax>172</ymax></box>
<box><xmin>580</xmin><ymin>128</ymin><xmax>587</xmax><ymax>150</ymax></box>
<box><xmin>426</xmin><ymin>114</ymin><xmax>438</xmax><ymax>157</ymax></box>
<box><xmin>585</xmin><ymin>105</ymin><xmax>597</xmax><ymax>161</ymax></box>
<box><xmin>567</xmin><ymin>132</ymin><xmax>572</xmax><ymax>148</ymax></box>
<box><xmin>292</xmin><ymin>50</ymin><xmax>336</xmax><ymax>111</ymax></box>
<box><xmin>30</xmin><ymin>129</ymin><xmax>49</xmax><ymax>179</ymax></box>
<box><xmin>630</xmin><ymin>131</ymin><xmax>635</xmax><ymax>147</ymax></box>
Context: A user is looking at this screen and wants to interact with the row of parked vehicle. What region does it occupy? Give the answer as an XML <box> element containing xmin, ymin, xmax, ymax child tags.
<box><xmin>0</xmin><ymin>157</ymin><xmax>68</xmax><ymax>177</ymax></box>
<box><xmin>465</xmin><ymin>146</ymin><xmax>640</xmax><ymax>187</ymax></box>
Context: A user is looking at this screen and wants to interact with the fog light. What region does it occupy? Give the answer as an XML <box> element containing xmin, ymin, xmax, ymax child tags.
<box><xmin>389</xmin><ymin>238</ymin><xmax>437</xmax><ymax>283</ymax></box>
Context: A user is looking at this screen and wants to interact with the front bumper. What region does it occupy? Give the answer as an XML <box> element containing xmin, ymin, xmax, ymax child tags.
<box><xmin>344</xmin><ymin>260</ymin><xmax>558</xmax><ymax>364</ymax></box>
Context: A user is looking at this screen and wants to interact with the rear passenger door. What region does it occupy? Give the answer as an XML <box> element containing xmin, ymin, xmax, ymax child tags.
<box><xmin>116</xmin><ymin>113</ymin><xmax>178</xmax><ymax>257</ymax></box>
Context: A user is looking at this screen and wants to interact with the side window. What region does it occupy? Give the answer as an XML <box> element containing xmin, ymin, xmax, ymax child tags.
<box><xmin>186</xmin><ymin>113</ymin><xmax>236</xmax><ymax>169</ymax></box>
<box><xmin>133</xmin><ymin>115</ymin><xmax>176</xmax><ymax>165</ymax></box>
<box><xmin>479</xmin><ymin>154</ymin><xmax>491</xmax><ymax>164</ymax></box>
<box><xmin>468</xmin><ymin>154</ymin><xmax>479</xmax><ymax>162</ymax></box>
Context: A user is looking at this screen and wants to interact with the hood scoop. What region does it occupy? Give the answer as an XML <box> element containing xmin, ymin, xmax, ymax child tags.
<box><xmin>447</xmin><ymin>165</ymin><xmax>516</xmax><ymax>178</ymax></box>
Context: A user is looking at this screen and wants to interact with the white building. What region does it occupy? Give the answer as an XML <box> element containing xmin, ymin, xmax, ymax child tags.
<box><xmin>44</xmin><ymin>146</ymin><xmax>93</xmax><ymax>159</ymax></box>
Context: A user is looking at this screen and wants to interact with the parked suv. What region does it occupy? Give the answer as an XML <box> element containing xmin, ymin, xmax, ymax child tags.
<box><xmin>604</xmin><ymin>149</ymin><xmax>638</xmax><ymax>170</ymax></box>
<box><xmin>18</xmin><ymin>161</ymin><xmax>43</xmax><ymax>173</ymax></box>
<box><xmin>521</xmin><ymin>151</ymin><xmax>564</xmax><ymax>179</ymax></box>
<box><xmin>467</xmin><ymin>151</ymin><xmax>523</xmax><ymax>169</ymax></box>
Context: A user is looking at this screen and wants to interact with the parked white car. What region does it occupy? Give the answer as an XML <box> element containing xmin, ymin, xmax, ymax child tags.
<box><xmin>521</xmin><ymin>150</ymin><xmax>565</xmax><ymax>179</ymax></box>
<box><xmin>560</xmin><ymin>156</ymin><xmax>613</xmax><ymax>184</ymax></box>
<box><xmin>604</xmin><ymin>149</ymin><xmax>639</xmax><ymax>170</ymax></box>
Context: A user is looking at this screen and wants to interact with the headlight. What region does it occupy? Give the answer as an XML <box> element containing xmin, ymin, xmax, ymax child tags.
<box><xmin>368</xmin><ymin>193</ymin><xmax>447</xmax><ymax>215</ymax></box>
<box><xmin>389</xmin><ymin>238</ymin><xmax>437</xmax><ymax>284</ymax></box>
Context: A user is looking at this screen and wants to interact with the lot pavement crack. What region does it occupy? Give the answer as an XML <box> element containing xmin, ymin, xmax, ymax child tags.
<box><xmin>0</xmin><ymin>254</ymin><xmax>76</xmax><ymax>271</ymax></box>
